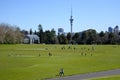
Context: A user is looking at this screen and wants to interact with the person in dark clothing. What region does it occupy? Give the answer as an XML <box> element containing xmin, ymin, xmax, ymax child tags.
<box><xmin>59</xmin><ymin>68</ymin><xmax>64</xmax><ymax>76</ymax></box>
<box><xmin>49</xmin><ymin>52</ymin><xmax>52</xmax><ymax>56</ymax></box>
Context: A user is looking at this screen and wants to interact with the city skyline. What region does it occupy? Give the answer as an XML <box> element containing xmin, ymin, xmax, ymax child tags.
<box><xmin>0</xmin><ymin>0</ymin><xmax>120</xmax><ymax>33</ymax></box>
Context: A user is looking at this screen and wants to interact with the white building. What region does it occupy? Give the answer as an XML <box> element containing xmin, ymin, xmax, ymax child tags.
<box><xmin>24</xmin><ymin>34</ymin><xmax>40</xmax><ymax>44</ymax></box>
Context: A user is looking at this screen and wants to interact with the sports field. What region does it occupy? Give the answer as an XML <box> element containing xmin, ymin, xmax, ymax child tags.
<box><xmin>0</xmin><ymin>44</ymin><xmax>120</xmax><ymax>80</ymax></box>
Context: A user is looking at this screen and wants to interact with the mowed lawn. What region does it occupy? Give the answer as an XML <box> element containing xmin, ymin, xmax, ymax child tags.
<box><xmin>0</xmin><ymin>44</ymin><xmax>120</xmax><ymax>80</ymax></box>
<box><xmin>91</xmin><ymin>75</ymin><xmax>120</xmax><ymax>80</ymax></box>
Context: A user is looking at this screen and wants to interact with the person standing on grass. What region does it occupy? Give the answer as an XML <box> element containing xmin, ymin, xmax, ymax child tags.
<box><xmin>49</xmin><ymin>52</ymin><xmax>52</xmax><ymax>56</ymax></box>
<box><xmin>59</xmin><ymin>68</ymin><xmax>64</xmax><ymax>76</ymax></box>
<box><xmin>39</xmin><ymin>53</ymin><xmax>41</xmax><ymax>56</ymax></box>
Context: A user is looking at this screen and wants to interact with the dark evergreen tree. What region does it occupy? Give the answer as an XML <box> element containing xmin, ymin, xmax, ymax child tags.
<box><xmin>34</xmin><ymin>30</ymin><xmax>37</xmax><ymax>35</ymax></box>
<box><xmin>38</xmin><ymin>24</ymin><xmax>43</xmax><ymax>43</ymax></box>
<box><xmin>30</xmin><ymin>29</ymin><xmax>33</xmax><ymax>35</ymax></box>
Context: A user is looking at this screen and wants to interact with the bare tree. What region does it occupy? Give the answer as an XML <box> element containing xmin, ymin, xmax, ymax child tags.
<box><xmin>0</xmin><ymin>23</ymin><xmax>23</xmax><ymax>44</ymax></box>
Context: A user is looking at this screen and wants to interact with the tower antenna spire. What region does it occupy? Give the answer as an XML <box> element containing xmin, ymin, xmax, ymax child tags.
<box><xmin>71</xmin><ymin>6</ymin><xmax>72</xmax><ymax>17</ymax></box>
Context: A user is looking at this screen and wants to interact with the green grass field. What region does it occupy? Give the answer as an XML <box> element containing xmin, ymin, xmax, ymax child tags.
<box><xmin>91</xmin><ymin>75</ymin><xmax>120</xmax><ymax>80</ymax></box>
<box><xmin>0</xmin><ymin>44</ymin><xmax>120</xmax><ymax>80</ymax></box>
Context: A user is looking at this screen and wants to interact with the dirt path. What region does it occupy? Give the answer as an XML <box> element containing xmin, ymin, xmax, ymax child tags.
<box><xmin>47</xmin><ymin>69</ymin><xmax>120</xmax><ymax>80</ymax></box>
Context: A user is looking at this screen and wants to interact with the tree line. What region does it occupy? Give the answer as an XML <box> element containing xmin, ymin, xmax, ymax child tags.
<box><xmin>37</xmin><ymin>24</ymin><xmax>120</xmax><ymax>44</ymax></box>
<box><xmin>0</xmin><ymin>23</ymin><xmax>120</xmax><ymax>44</ymax></box>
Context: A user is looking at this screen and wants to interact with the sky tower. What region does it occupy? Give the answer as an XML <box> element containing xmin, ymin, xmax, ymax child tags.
<box><xmin>70</xmin><ymin>8</ymin><xmax>74</xmax><ymax>34</ymax></box>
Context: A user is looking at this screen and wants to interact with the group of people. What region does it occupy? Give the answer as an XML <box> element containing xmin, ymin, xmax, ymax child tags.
<box><xmin>80</xmin><ymin>46</ymin><xmax>95</xmax><ymax>56</ymax></box>
<box><xmin>61</xmin><ymin>46</ymin><xmax>77</xmax><ymax>50</ymax></box>
<box><xmin>38</xmin><ymin>52</ymin><xmax>52</xmax><ymax>57</ymax></box>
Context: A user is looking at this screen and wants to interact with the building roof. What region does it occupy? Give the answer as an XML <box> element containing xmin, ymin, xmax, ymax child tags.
<box><xmin>25</xmin><ymin>34</ymin><xmax>39</xmax><ymax>40</ymax></box>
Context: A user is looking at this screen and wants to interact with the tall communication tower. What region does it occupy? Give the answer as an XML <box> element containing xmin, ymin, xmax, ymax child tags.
<box><xmin>70</xmin><ymin>8</ymin><xmax>74</xmax><ymax>34</ymax></box>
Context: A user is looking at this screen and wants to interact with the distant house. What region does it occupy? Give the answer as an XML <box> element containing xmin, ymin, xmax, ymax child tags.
<box><xmin>24</xmin><ymin>34</ymin><xmax>40</xmax><ymax>44</ymax></box>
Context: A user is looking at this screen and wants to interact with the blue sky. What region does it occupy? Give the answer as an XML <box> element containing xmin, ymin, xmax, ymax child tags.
<box><xmin>0</xmin><ymin>0</ymin><xmax>120</xmax><ymax>33</ymax></box>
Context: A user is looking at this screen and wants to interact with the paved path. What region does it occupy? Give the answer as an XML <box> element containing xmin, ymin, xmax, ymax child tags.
<box><xmin>48</xmin><ymin>69</ymin><xmax>120</xmax><ymax>80</ymax></box>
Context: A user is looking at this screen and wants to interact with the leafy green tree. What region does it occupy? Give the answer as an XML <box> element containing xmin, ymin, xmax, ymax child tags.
<box><xmin>43</xmin><ymin>29</ymin><xmax>56</xmax><ymax>44</ymax></box>
<box><xmin>99</xmin><ymin>31</ymin><xmax>105</xmax><ymax>37</ymax></box>
<box><xmin>86</xmin><ymin>29</ymin><xmax>97</xmax><ymax>44</ymax></box>
<box><xmin>67</xmin><ymin>32</ymin><xmax>71</xmax><ymax>43</ymax></box>
<box><xmin>98</xmin><ymin>31</ymin><xmax>105</xmax><ymax>44</ymax></box>
<box><xmin>58</xmin><ymin>34</ymin><xmax>68</xmax><ymax>44</ymax></box>
<box><xmin>72</xmin><ymin>33</ymin><xmax>80</xmax><ymax>44</ymax></box>
<box><xmin>80</xmin><ymin>31</ymin><xmax>88</xmax><ymax>44</ymax></box>
<box><xmin>108</xmin><ymin>32</ymin><xmax>115</xmax><ymax>44</ymax></box>
<box><xmin>14</xmin><ymin>27</ymin><xmax>23</xmax><ymax>43</ymax></box>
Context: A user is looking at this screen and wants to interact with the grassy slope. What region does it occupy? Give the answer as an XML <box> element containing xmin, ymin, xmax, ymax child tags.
<box><xmin>0</xmin><ymin>44</ymin><xmax>120</xmax><ymax>80</ymax></box>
